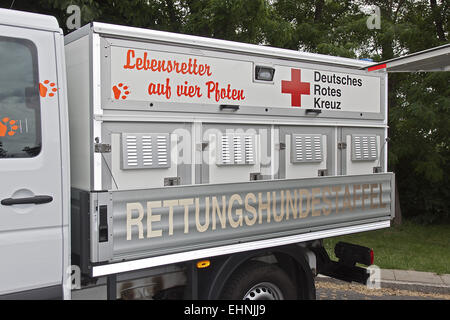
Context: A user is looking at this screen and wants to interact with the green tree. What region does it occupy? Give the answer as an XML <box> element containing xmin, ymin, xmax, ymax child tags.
<box><xmin>4</xmin><ymin>0</ymin><xmax>184</xmax><ymax>34</ymax></box>
<box><xmin>181</xmin><ymin>0</ymin><xmax>270</xmax><ymax>43</ymax></box>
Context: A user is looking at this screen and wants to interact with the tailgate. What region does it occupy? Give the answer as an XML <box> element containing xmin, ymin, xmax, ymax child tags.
<box><xmin>84</xmin><ymin>173</ymin><xmax>394</xmax><ymax>274</ymax></box>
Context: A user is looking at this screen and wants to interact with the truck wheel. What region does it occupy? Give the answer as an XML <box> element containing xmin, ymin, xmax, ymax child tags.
<box><xmin>220</xmin><ymin>261</ymin><xmax>297</xmax><ymax>300</ymax></box>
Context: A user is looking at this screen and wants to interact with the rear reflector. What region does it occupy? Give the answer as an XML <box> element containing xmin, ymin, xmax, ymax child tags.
<box><xmin>368</xmin><ymin>64</ymin><xmax>387</xmax><ymax>72</ymax></box>
<box><xmin>196</xmin><ymin>260</ymin><xmax>211</xmax><ymax>269</ymax></box>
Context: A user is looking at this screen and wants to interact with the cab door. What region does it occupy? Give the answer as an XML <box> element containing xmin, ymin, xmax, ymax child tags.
<box><xmin>0</xmin><ymin>25</ymin><xmax>64</xmax><ymax>298</ymax></box>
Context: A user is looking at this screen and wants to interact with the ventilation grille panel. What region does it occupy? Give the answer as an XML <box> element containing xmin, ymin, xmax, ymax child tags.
<box><xmin>291</xmin><ymin>134</ymin><xmax>323</xmax><ymax>163</ymax></box>
<box><xmin>352</xmin><ymin>135</ymin><xmax>378</xmax><ymax>161</ymax></box>
<box><xmin>121</xmin><ymin>133</ymin><xmax>171</xmax><ymax>170</ymax></box>
<box><xmin>218</xmin><ymin>134</ymin><xmax>256</xmax><ymax>166</ymax></box>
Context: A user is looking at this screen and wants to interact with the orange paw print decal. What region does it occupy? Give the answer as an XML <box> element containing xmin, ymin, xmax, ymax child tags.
<box><xmin>112</xmin><ymin>83</ymin><xmax>130</xmax><ymax>100</ymax></box>
<box><xmin>39</xmin><ymin>80</ymin><xmax>58</xmax><ymax>98</ymax></box>
<box><xmin>0</xmin><ymin>117</ymin><xmax>19</xmax><ymax>137</ymax></box>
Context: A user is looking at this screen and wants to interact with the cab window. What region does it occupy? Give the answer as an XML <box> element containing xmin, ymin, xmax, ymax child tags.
<box><xmin>0</xmin><ymin>36</ymin><xmax>41</xmax><ymax>158</ymax></box>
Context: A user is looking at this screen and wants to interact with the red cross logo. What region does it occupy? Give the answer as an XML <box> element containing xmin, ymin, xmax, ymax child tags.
<box><xmin>281</xmin><ymin>68</ymin><xmax>310</xmax><ymax>107</ymax></box>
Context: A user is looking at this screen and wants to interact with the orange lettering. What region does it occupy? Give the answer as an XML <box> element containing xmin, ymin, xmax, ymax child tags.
<box><xmin>148</xmin><ymin>78</ymin><xmax>171</xmax><ymax>100</ymax></box>
<box><xmin>122</xmin><ymin>49</ymin><xmax>213</xmax><ymax>77</ymax></box>
<box><xmin>123</xmin><ymin>49</ymin><xmax>136</xmax><ymax>69</ymax></box>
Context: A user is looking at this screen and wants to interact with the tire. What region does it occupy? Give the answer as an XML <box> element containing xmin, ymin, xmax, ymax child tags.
<box><xmin>220</xmin><ymin>260</ymin><xmax>297</xmax><ymax>300</ymax></box>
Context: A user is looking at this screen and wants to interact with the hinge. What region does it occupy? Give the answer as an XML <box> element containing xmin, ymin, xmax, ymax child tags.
<box><xmin>197</xmin><ymin>142</ymin><xmax>209</xmax><ymax>151</ymax></box>
<box><xmin>95</xmin><ymin>143</ymin><xmax>111</xmax><ymax>153</ymax></box>
<box><xmin>337</xmin><ymin>142</ymin><xmax>347</xmax><ymax>150</ymax></box>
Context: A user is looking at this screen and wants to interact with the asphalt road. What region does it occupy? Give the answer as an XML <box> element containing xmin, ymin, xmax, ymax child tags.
<box><xmin>315</xmin><ymin>277</ymin><xmax>450</xmax><ymax>300</ymax></box>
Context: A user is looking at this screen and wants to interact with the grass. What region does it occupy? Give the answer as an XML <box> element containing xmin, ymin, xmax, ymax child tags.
<box><xmin>323</xmin><ymin>220</ymin><xmax>450</xmax><ymax>275</ymax></box>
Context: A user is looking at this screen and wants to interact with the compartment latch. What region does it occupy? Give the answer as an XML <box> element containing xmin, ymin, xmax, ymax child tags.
<box><xmin>250</xmin><ymin>172</ymin><xmax>263</xmax><ymax>181</ymax></box>
<box><xmin>95</xmin><ymin>137</ymin><xmax>111</xmax><ymax>153</ymax></box>
<box><xmin>95</xmin><ymin>143</ymin><xmax>111</xmax><ymax>153</ymax></box>
<box><xmin>164</xmin><ymin>177</ymin><xmax>181</xmax><ymax>186</ymax></box>
<box><xmin>373</xmin><ymin>166</ymin><xmax>383</xmax><ymax>173</ymax></box>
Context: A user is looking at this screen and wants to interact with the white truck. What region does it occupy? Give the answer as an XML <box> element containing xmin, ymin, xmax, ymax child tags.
<box><xmin>0</xmin><ymin>8</ymin><xmax>395</xmax><ymax>300</ymax></box>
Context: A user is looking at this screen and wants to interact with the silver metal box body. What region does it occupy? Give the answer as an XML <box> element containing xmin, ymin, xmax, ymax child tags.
<box><xmin>64</xmin><ymin>23</ymin><xmax>392</xmax><ymax>274</ymax></box>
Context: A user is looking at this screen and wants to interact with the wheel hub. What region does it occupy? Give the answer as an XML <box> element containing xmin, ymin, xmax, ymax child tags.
<box><xmin>243</xmin><ymin>282</ymin><xmax>284</xmax><ymax>300</ymax></box>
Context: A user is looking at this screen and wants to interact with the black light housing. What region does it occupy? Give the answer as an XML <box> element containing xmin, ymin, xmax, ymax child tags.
<box><xmin>255</xmin><ymin>66</ymin><xmax>275</xmax><ymax>81</ymax></box>
<box><xmin>334</xmin><ymin>242</ymin><xmax>373</xmax><ymax>266</ymax></box>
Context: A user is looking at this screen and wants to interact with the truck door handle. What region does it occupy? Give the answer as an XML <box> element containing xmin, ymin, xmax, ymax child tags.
<box><xmin>1</xmin><ymin>195</ymin><xmax>53</xmax><ymax>206</ymax></box>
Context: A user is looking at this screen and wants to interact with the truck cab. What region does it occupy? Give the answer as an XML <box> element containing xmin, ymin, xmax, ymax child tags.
<box><xmin>0</xmin><ymin>9</ymin><xmax>70</xmax><ymax>299</ymax></box>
